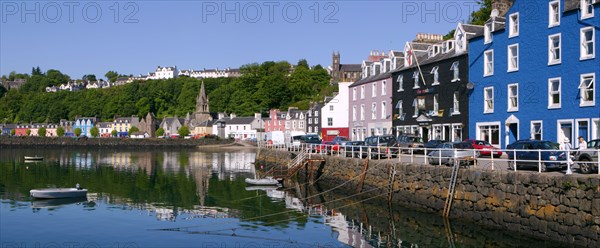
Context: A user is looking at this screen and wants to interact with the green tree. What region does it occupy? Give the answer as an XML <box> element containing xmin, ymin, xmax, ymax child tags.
<box><xmin>128</xmin><ymin>126</ymin><xmax>139</xmax><ymax>136</ymax></box>
<box><xmin>105</xmin><ymin>71</ymin><xmax>119</xmax><ymax>82</ymax></box>
<box><xmin>156</xmin><ymin>128</ymin><xmax>165</xmax><ymax>137</ymax></box>
<box><xmin>111</xmin><ymin>129</ymin><xmax>118</xmax><ymax>137</ymax></box>
<box><xmin>178</xmin><ymin>126</ymin><xmax>190</xmax><ymax>137</ymax></box>
<box><xmin>82</xmin><ymin>74</ymin><xmax>97</xmax><ymax>82</ymax></box>
<box><xmin>469</xmin><ymin>0</ymin><xmax>492</xmax><ymax>25</ymax></box>
<box><xmin>38</xmin><ymin>127</ymin><xmax>47</xmax><ymax>137</ymax></box>
<box><xmin>56</xmin><ymin>127</ymin><xmax>65</xmax><ymax>137</ymax></box>
<box><xmin>74</xmin><ymin>127</ymin><xmax>82</xmax><ymax>137</ymax></box>
<box><xmin>296</xmin><ymin>59</ymin><xmax>309</xmax><ymax>69</ymax></box>
<box><xmin>26</xmin><ymin>129</ymin><xmax>31</xmax><ymax>136</ymax></box>
<box><xmin>0</xmin><ymin>84</ymin><xmax>6</xmax><ymax>98</ymax></box>
<box><xmin>10</xmin><ymin>129</ymin><xmax>15</xmax><ymax>136</ymax></box>
<box><xmin>90</xmin><ymin>126</ymin><xmax>99</xmax><ymax>137</ymax></box>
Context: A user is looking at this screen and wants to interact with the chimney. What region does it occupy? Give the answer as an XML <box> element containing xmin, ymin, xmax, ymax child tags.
<box><xmin>218</xmin><ymin>112</ymin><xmax>226</xmax><ymax>120</ymax></box>
<box><xmin>230</xmin><ymin>113</ymin><xmax>236</xmax><ymax>119</ymax></box>
<box><xmin>492</xmin><ymin>0</ymin><xmax>515</xmax><ymax>17</ymax></box>
<box><xmin>254</xmin><ymin>113</ymin><xmax>261</xmax><ymax>119</ymax></box>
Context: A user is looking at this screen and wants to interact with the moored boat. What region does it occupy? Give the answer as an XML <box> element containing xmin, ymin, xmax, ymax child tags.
<box><xmin>245</xmin><ymin>176</ymin><xmax>280</xmax><ymax>186</ymax></box>
<box><xmin>24</xmin><ymin>156</ymin><xmax>43</xmax><ymax>161</ymax></box>
<box><xmin>30</xmin><ymin>188</ymin><xmax>88</xmax><ymax>199</ymax></box>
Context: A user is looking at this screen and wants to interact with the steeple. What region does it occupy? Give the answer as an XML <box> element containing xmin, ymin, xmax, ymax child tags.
<box><xmin>196</xmin><ymin>81</ymin><xmax>209</xmax><ymax>113</ymax></box>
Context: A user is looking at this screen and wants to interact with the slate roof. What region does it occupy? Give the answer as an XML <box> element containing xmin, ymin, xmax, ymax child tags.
<box><xmin>461</xmin><ymin>24</ymin><xmax>485</xmax><ymax>39</ymax></box>
<box><xmin>221</xmin><ymin>117</ymin><xmax>256</xmax><ymax>125</ymax></box>
<box><xmin>389</xmin><ymin>51</ymin><xmax>404</xmax><ymax>57</ymax></box>
<box><xmin>198</xmin><ymin>120</ymin><xmax>217</xmax><ymax>127</ymax></box>
<box><xmin>349</xmin><ymin>71</ymin><xmax>393</xmax><ymax>87</ymax></box>
<box><xmin>339</xmin><ymin>64</ymin><xmax>362</xmax><ymax>72</ymax></box>
<box><xmin>410</xmin><ymin>43</ymin><xmax>432</xmax><ymax>51</ymax></box>
<box><xmin>485</xmin><ymin>16</ymin><xmax>506</xmax><ymax>33</ymax></box>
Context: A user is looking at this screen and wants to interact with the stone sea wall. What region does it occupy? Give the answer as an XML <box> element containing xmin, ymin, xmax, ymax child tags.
<box><xmin>0</xmin><ymin>136</ymin><xmax>233</xmax><ymax>148</ymax></box>
<box><xmin>257</xmin><ymin>149</ymin><xmax>600</xmax><ymax>247</ymax></box>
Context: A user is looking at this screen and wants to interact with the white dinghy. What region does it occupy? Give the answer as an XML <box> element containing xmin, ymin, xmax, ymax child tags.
<box><xmin>245</xmin><ymin>176</ymin><xmax>280</xmax><ymax>186</ymax></box>
<box><xmin>30</xmin><ymin>184</ymin><xmax>87</xmax><ymax>199</ymax></box>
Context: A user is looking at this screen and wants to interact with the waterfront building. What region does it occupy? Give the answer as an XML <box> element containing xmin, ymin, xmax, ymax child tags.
<box><xmin>211</xmin><ymin>113</ymin><xmax>264</xmax><ymax>140</ymax></box>
<box><xmin>349</xmin><ymin>50</ymin><xmax>404</xmax><ymax>141</ymax></box>
<box><xmin>138</xmin><ymin>112</ymin><xmax>159</xmax><ymax>138</ymax></box>
<box><xmin>391</xmin><ymin>31</ymin><xmax>475</xmax><ymax>142</ymax></box>
<box><xmin>159</xmin><ymin>117</ymin><xmax>185</xmax><ymax>137</ymax></box>
<box><xmin>321</xmin><ymin>82</ymin><xmax>351</xmax><ymax>142</ymax></box>
<box><xmin>0</xmin><ymin>124</ymin><xmax>16</xmax><ymax>136</ymax></box>
<box><xmin>468</xmin><ymin>0</ymin><xmax>600</xmax><ymax>148</ymax></box>
<box><xmin>306</xmin><ymin>102</ymin><xmax>323</xmax><ymax>135</ymax></box>
<box><xmin>74</xmin><ymin>117</ymin><xmax>97</xmax><ymax>137</ymax></box>
<box><xmin>97</xmin><ymin>122</ymin><xmax>113</xmax><ymax>137</ymax></box>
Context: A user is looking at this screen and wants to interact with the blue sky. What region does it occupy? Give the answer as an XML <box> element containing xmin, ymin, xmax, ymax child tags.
<box><xmin>1</xmin><ymin>0</ymin><xmax>479</xmax><ymax>79</ymax></box>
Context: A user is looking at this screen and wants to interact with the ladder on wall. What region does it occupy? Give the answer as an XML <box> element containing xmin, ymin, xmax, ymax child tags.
<box><xmin>443</xmin><ymin>160</ymin><xmax>460</xmax><ymax>218</ymax></box>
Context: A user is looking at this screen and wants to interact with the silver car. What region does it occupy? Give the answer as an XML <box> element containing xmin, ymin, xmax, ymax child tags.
<box><xmin>427</xmin><ymin>142</ymin><xmax>477</xmax><ymax>166</ymax></box>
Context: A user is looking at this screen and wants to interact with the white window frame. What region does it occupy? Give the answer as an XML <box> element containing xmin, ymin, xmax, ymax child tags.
<box><xmin>484</xmin><ymin>23</ymin><xmax>492</xmax><ymax>44</ymax></box>
<box><xmin>397</xmin><ymin>75</ymin><xmax>404</xmax><ymax>92</ymax></box>
<box><xmin>371</xmin><ymin>102</ymin><xmax>377</xmax><ymax>120</ymax></box>
<box><xmin>308</xmin><ymin>126</ymin><xmax>313</xmax><ymax>133</ymax></box>
<box><xmin>372</xmin><ymin>83</ymin><xmax>377</xmax><ymax>97</ymax></box>
<box><xmin>530</xmin><ymin>121</ymin><xmax>543</xmax><ymax>140</ymax></box>
<box><xmin>360</xmin><ymin>85</ymin><xmax>365</xmax><ymax>99</ymax></box>
<box><xmin>509</xmin><ymin>12</ymin><xmax>519</xmax><ymax>38</ymax></box>
<box><xmin>549</xmin><ymin>1</ymin><xmax>560</xmax><ymax>27</ymax></box>
<box><xmin>476</xmin><ymin>122</ymin><xmax>502</xmax><ymax>148</ymax></box>
<box><xmin>413</xmin><ymin>71</ymin><xmax>420</xmax><ymax>89</ymax></box>
<box><xmin>581</xmin><ymin>0</ymin><xmax>594</xmax><ymax>19</ymax></box>
<box><xmin>381</xmin><ymin>80</ymin><xmax>387</xmax><ymax>95</ymax></box>
<box><xmin>508</xmin><ymin>44</ymin><xmax>519</xmax><ymax>72</ymax></box>
<box><xmin>548</xmin><ymin>77</ymin><xmax>562</xmax><ymax>109</ymax></box>
<box><xmin>327</xmin><ymin>118</ymin><xmax>333</xmax><ymax>127</ymax></box>
<box><xmin>452</xmin><ymin>91</ymin><xmax>460</xmax><ymax>115</ymax></box>
<box><xmin>433</xmin><ymin>94</ymin><xmax>439</xmax><ymax>112</ymax></box>
<box><xmin>381</xmin><ymin>101</ymin><xmax>387</xmax><ymax>119</ymax></box>
<box><xmin>548</xmin><ymin>34</ymin><xmax>561</xmax><ymax>65</ymax></box>
<box><xmin>412</xmin><ymin>99</ymin><xmax>418</xmax><ymax>118</ymax></box>
<box><xmin>450</xmin><ymin>61</ymin><xmax>460</xmax><ymax>82</ymax></box>
<box><xmin>360</xmin><ymin>104</ymin><xmax>365</xmax><ymax>121</ymax></box>
<box><xmin>397</xmin><ymin>100</ymin><xmax>404</xmax><ymax>116</ymax></box>
<box><xmin>352</xmin><ymin>88</ymin><xmax>357</xmax><ymax>101</ymax></box>
<box><xmin>507</xmin><ymin>83</ymin><xmax>519</xmax><ymax>112</ymax></box>
<box><xmin>431</xmin><ymin>66</ymin><xmax>440</xmax><ymax>85</ymax></box>
<box><xmin>484</xmin><ymin>50</ymin><xmax>494</xmax><ymax>77</ymax></box>
<box><xmin>329</xmin><ymin>105</ymin><xmax>334</xmax><ymax>111</ymax></box>
<box><xmin>484</xmin><ymin>86</ymin><xmax>494</xmax><ymax>114</ymax></box>
<box><xmin>581</xmin><ymin>27</ymin><xmax>595</xmax><ymax>60</ymax></box>
<box><xmin>580</xmin><ymin>73</ymin><xmax>596</xmax><ymax>107</ymax></box>
<box><xmin>352</xmin><ymin>106</ymin><xmax>357</xmax><ymax>121</ymax></box>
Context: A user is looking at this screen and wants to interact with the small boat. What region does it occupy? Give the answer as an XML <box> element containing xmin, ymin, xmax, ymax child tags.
<box><xmin>245</xmin><ymin>176</ymin><xmax>280</xmax><ymax>186</ymax></box>
<box><xmin>30</xmin><ymin>188</ymin><xmax>87</xmax><ymax>199</ymax></box>
<box><xmin>24</xmin><ymin>156</ymin><xmax>43</xmax><ymax>161</ymax></box>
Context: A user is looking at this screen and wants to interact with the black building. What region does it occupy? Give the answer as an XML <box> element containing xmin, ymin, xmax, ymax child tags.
<box><xmin>306</xmin><ymin>102</ymin><xmax>323</xmax><ymax>135</ymax></box>
<box><xmin>392</xmin><ymin>33</ymin><xmax>478</xmax><ymax>142</ymax></box>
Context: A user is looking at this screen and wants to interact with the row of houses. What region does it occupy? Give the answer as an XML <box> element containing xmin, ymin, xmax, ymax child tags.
<box><xmin>45</xmin><ymin>80</ymin><xmax>112</xmax><ymax>92</ymax></box>
<box><xmin>130</xmin><ymin>66</ymin><xmax>242</xmax><ymax>81</ymax></box>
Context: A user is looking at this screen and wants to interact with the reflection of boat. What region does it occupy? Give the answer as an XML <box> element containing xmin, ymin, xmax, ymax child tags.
<box><xmin>245</xmin><ymin>185</ymin><xmax>285</xmax><ymax>199</ymax></box>
<box><xmin>245</xmin><ymin>185</ymin><xmax>279</xmax><ymax>191</ymax></box>
<box><xmin>245</xmin><ymin>176</ymin><xmax>280</xmax><ymax>186</ymax></box>
<box><xmin>30</xmin><ymin>188</ymin><xmax>88</xmax><ymax>199</ymax></box>
<box><xmin>24</xmin><ymin>156</ymin><xmax>43</xmax><ymax>161</ymax></box>
<box><xmin>31</xmin><ymin>197</ymin><xmax>87</xmax><ymax>208</ymax></box>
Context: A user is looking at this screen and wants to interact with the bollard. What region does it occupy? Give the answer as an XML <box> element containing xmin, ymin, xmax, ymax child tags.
<box><xmin>538</xmin><ymin>150</ymin><xmax>542</xmax><ymax>173</ymax></box>
<box><xmin>513</xmin><ymin>150</ymin><xmax>517</xmax><ymax>172</ymax></box>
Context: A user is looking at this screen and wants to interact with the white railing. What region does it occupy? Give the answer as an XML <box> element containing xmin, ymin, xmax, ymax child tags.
<box><xmin>257</xmin><ymin>142</ymin><xmax>600</xmax><ymax>175</ymax></box>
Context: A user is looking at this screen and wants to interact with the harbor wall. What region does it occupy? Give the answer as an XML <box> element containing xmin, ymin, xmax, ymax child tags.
<box><xmin>256</xmin><ymin>149</ymin><xmax>600</xmax><ymax>247</ymax></box>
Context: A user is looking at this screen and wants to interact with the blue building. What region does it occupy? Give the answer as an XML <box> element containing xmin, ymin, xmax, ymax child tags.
<box><xmin>468</xmin><ymin>0</ymin><xmax>599</xmax><ymax>148</ymax></box>
<box><xmin>74</xmin><ymin>117</ymin><xmax>97</xmax><ymax>137</ymax></box>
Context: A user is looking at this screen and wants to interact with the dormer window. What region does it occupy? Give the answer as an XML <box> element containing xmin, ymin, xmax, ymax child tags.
<box><xmin>581</xmin><ymin>0</ymin><xmax>594</xmax><ymax>19</ymax></box>
<box><xmin>509</xmin><ymin>13</ymin><xmax>519</xmax><ymax>37</ymax></box>
<box><xmin>456</xmin><ymin>29</ymin><xmax>465</xmax><ymax>50</ymax></box>
<box><xmin>484</xmin><ymin>23</ymin><xmax>493</xmax><ymax>44</ymax></box>
<box><xmin>431</xmin><ymin>66</ymin><xmax>440</xmax><ymax>85</ymax></box>
<box><xmin>413</xmin><ymin>71</ymin><xmax>420</xmax><ymax>89</ymax></box>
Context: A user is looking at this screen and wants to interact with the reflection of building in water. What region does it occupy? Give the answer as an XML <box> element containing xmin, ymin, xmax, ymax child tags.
<box><xmin>58</xmin><ymin>152</ymin><xmax>94</xmax><ymax>168</ymax></box>
<box><xmin>325</xmin><ymin>212</ymin><xmax>373</xmax><ymax>248</ymax></box>
<box><xmin>285</xmin><ymin>194</ymin><xmax>304</xmax><ymax>212</ymax></box>
<box><xmin>211</xmin><ymin>152</ymin><xmax>256</xmax><ymax>180</ymax></box>
<box><xmin>193</xmin><ymin>164</ymin><xmax>211</xmax><ymax>206</ymax></box>
<box><xmin>101</xmin><ymin>152</ymin><xmax>133</xmax><ymax>168</ymax></box>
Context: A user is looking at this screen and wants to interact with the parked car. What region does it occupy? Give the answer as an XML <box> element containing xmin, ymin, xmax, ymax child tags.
<box><xmin>358</xmin><ymin>135</ymin><xmax>399</xmax><ymax>159</ymax></box>
<box><xmin>575</xmin><ymin>139</ymin><xmax>599</xmax><ymax>174</ymax></box>
<box><xmin>327</xmin><ymin>136</ymin><xmax>351</xmax><ymax>154</ymax></box>
<box><xmin>506</xmin><ymin>140</ymin><xmax>567</xmax><ymax>172</ymax></box>
<box><xmin>464</xmin><ymin>139</ymin><xmax>503</xmax><ymax>158</ymax></box>
<box><xmin>290</xmin><ymin>135</ymin><xmax>322</xmax><ymax>152</ymax></box>
<box><xmin>397</xmin><ymin>134</ymin><xmax>425</xmax><ymax>153</ymax></box>
<box><xmin>424</xmin><ymin>139</ymin><xmax>446</xmax><ymax>149</ymax></box>
<box><xmin>341</xmin><ymin>141</ymin><xmax>365</xmax><ymax>157</ymax></box>
<box><xmin>427</xmin><ymin>142</ymin><xmax>477</xmax><ymax>166</ymax></box>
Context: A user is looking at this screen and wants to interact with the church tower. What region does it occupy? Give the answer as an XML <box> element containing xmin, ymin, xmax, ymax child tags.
<box><xmin>194</xmin><ymin>81</ymin><xmax>212</xmax><ymax>122</ymax></box>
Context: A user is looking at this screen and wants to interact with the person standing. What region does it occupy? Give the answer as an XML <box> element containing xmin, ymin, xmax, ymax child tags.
<box><xmin>578</xmin><ymin>136</ymin><xmax>588</xmax><ymax>150</ymax></box>
<box><xmin>564</xmin><ymin>138</ymin><xmax>573</xmax><ymax>175</ymax></box>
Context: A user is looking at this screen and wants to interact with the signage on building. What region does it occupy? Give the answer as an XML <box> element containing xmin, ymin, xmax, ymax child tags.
<box><xmin>326</xmin><ymin>130</ymin><xmax>340</xmax><ymax>135</ymax></box>
<box><xmin>416</xmin><ymin>88</ymin><xmax>436</xmax><ymax>95</ymax></box>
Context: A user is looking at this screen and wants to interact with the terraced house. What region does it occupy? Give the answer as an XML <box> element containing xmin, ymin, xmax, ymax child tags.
<box><xmin>468</xmin><ymin>0</ymin><xmax>600</xmax><ymax>148</ymax></box>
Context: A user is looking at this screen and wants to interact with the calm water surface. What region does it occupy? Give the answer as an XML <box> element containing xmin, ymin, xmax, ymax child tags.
<box><xmin>0</xmin><ymin>147</ymin><xmax>571</xmax><ymax>248</ymax></box>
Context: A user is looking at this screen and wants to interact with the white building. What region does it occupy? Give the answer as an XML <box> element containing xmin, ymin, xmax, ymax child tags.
<box><xmin>321</xmin><ymin>82</ymin><xmax>351</xmax><ymax>142</ymax></box>
<box><xmin>212</xmin><ymin>114</ymin><xmax>264</xmax><ymax>140</ymax></box>
<box><xmin>148</xmin><ymin>66</ymin><xmax>179</xmax><ymax>80</ymax></box>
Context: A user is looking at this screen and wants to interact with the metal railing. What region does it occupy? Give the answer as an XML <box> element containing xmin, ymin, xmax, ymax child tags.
<box><xmin>258</xmin><ymin>142</ymin><xmax>600</xmax><ymax>175</ymax></box>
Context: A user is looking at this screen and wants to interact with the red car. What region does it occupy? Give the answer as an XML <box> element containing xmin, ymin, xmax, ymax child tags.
<box><xmin>464</xmin><ymin>139</ymin><xmax>503</xmax><ymax>158</ymax></box>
